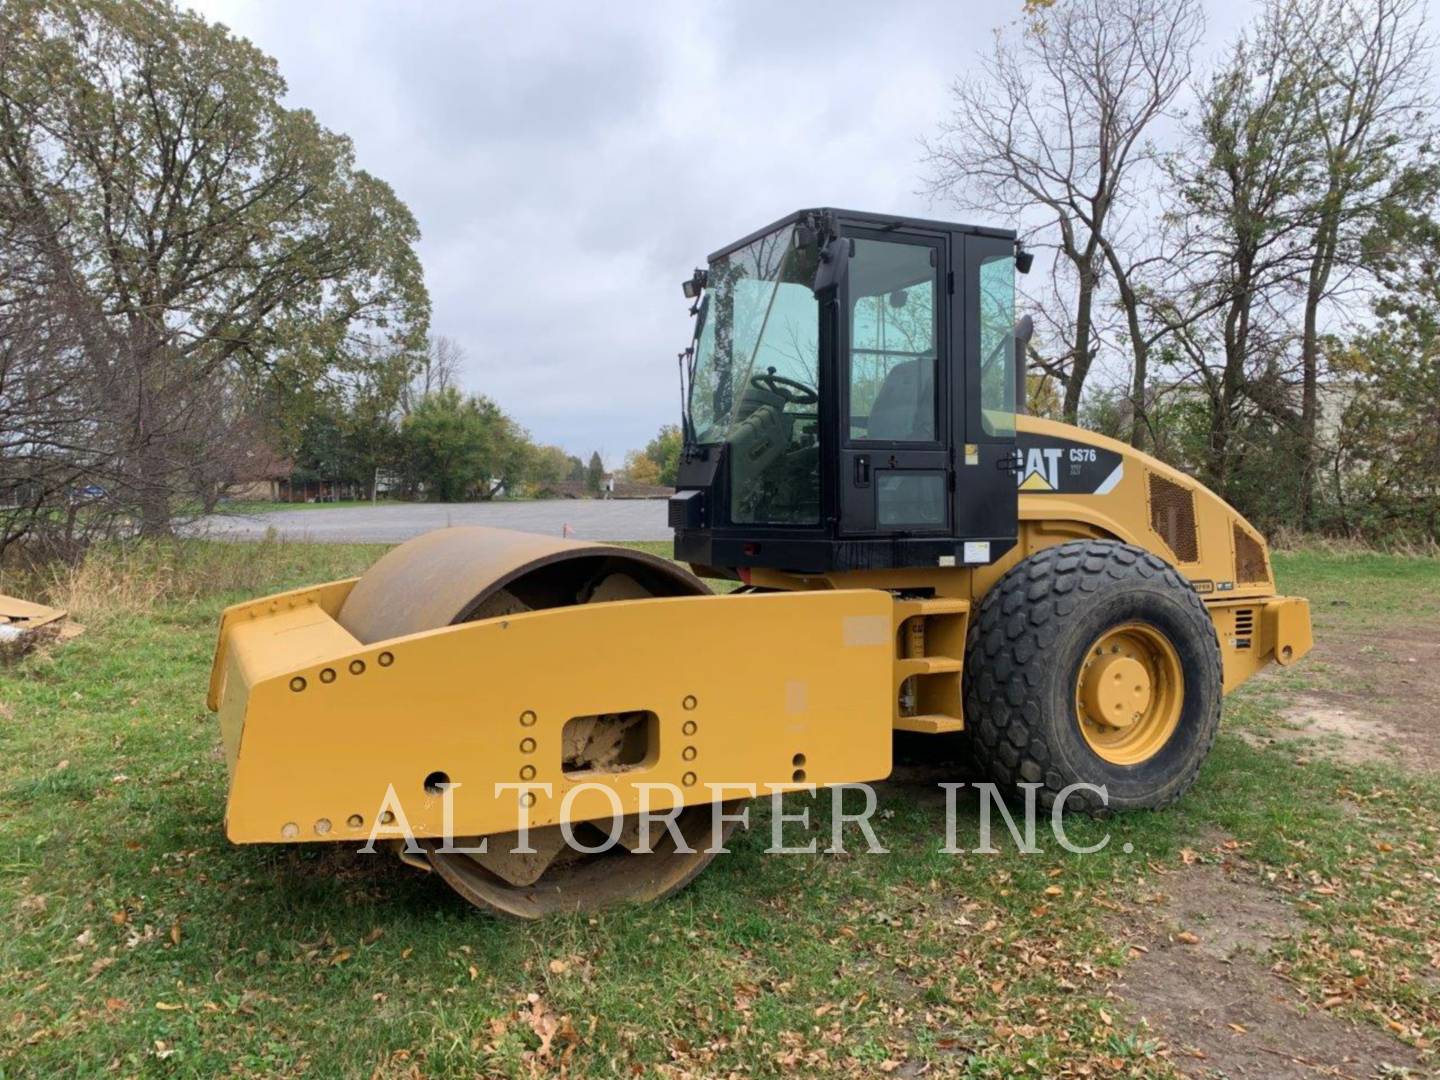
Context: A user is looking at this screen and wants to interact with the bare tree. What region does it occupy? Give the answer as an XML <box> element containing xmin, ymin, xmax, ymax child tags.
<box><xmin>401</xmin><ymin>335</ymin><xmax>465</xmax><ymax>414</ymax></box>
<box><xmin>924</xmin><ymin>0</ymin><xmax>1203</xmax><ymax>427</ymax></box>
<box><xmin>1153</xmin><ymin>6</ymin><xmax>1322</xmax><ymax>496</ymax></box>
<box><xmin>1283</xmin><ymin>0</ymin><xmax>1435</xmax><ymax>523</ymax></box>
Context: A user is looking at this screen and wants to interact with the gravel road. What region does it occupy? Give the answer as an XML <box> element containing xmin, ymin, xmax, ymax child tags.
<box><xmin>192</xmin><ymin>499</ymin><xmax>671</xmax><ymax>544</ymax></box>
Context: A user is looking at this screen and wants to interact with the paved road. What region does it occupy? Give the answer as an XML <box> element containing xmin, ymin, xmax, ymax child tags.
<box><xmin>193</xmin><ymin>499</ymin><xmax>671</xmax><ymax>544</ymax></box>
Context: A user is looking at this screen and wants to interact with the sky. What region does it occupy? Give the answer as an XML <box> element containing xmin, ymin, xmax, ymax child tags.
<box><xmin>186</xmin><ymin>0</ymin><xmax>1295</xmax><ymax>464</ymax></box>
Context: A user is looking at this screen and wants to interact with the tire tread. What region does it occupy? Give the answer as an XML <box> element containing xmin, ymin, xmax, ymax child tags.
<box><xmin>962</xmin><ymin>540</ymin><xmax>1222</xmax><ymax>813</ymax></box>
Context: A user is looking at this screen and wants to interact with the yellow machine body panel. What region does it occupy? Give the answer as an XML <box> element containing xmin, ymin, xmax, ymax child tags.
<box><xmin>212</xmin><ymin>588</ymin><xmax>894</xmax><ymax>845</ymax></box>
<box><xmin>1012</xmin><ymin>417</ymin><xmax>1279</xmax><ymax>599</ymax></box>
<box><xmin>746</xmin><ymin>415</ymin><xmax>1312</xmax><ymax>710</ymax></box>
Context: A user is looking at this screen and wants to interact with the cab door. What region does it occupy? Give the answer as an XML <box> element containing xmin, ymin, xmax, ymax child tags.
<box><xmin>837</xmin><ymin>231</ymin><xmax>951</xmax><ymax>536</ymax></box>
<box><xmin>953</xmin><ymin>233</ymin><xmax>1019</xmax><ymax>557</ymax></box>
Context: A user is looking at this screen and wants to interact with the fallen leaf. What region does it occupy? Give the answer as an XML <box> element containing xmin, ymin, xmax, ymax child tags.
<box><xmin>169</xmin><ymin>922</ymin><xmax>182</xmax><ymax>946</ymax></box>
<box><xmin>556</xmin><ymin>1015</ymin><xmax>580</xmax><ymax>1048</ymax></box>
<box><xmin>548</xmin><ymin>959</ymin><xmax>570</xmax><ymax>975</ymax></box>
<box><xmin>154</xmin><ymin>1002</ymin><xmax>183</xmax><ymax>1011</ymax></box>
<box><xmin>528</xmin><ymin>997</ymin><xmax>558</xmax><ymax>1058</ymax></box>
<box><xmin>1175</xmin><ymin>931</ymin><xmax>1200</xmax><ymax>945</ymax></box>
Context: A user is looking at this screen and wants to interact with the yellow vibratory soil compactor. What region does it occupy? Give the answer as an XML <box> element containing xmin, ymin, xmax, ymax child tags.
<box><xmin>208</xmin><ymin>210</ymin><xmax>1312</xmax><ymax>918</ymax></box>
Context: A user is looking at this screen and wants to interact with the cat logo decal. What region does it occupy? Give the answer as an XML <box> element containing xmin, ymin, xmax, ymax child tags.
<box><xmin>1014</xmin><ymin>436</ymin><xmax>1124</xmax><ymax>496</ymax></box>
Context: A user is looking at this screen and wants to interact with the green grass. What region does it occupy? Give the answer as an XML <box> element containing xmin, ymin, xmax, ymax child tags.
<box><xmin>0</xmin><ymin>543</ymin><xmax>1436</xmax><ymax>1077</ymax></box>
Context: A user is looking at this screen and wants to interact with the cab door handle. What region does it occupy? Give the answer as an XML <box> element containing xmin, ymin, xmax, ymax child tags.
<box><xmin>854</xmin><ymin>455</ymin><xmax>871</xmax><ymax>487</ymax></box>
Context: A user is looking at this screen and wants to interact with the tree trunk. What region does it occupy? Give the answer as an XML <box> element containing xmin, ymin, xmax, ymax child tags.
<box><xmin>1299</xmin><ymin>291</ymin><xmax>1322</xmax><ymax>528</ymax></box>
<box><xmin>1062</xmin><ymin>269</ymin><xmax>1097</xmax><ymax>424</ymax></box>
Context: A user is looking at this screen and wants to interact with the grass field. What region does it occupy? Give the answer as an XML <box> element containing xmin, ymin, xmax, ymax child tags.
<box><xmin>1</xmin><ymin>542</ymin><xmax>1437</xmax><ymax>1077</ymax></box>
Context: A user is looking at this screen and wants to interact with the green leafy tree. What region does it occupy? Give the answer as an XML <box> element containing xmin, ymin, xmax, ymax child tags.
<box><xmin>621</xmin><ymin>450</ymin><xmax>661</xmax><ymax>486</ymax></box>
<box><xmin>586</xmin><ymin>451</ymin><xmax>605</xmax><ymax>495</ymax></box>
<box><xmin>529</xmin><ymin>445</ymin><xmax>575</xmax><ymax>492</ymax></box>
<box><xmin>1327</xmin><ymin>181</ymin><xmax>1440</xmax><ymax>540</ymax></box>
<box><xmin>401</xmin><ymin>388</ymin><xmax>532</xmax><ymax>502</ymax></box>
<box><xmin>401</xmin><ymin>389</ymin><xmax>487</xmax><ymax>502</ymax></box>
<box><xmin>642</xmin><ymin>424</ymin><xmax>683</xmax><ymax>486</ymax></box>
<box><xmin>0</xmin><ymin>0</ymin><xmax>429</xmax><ymax>533</ymax></box>
<box><xmin>1281</xmin><ymin>0</ymin><xmax>1435</xmax><ymax>524</ymax></box>
<box><xmin>289</xmin><ymin>360</ymin><xmax>410</xmax><ymax>499</ymax></box>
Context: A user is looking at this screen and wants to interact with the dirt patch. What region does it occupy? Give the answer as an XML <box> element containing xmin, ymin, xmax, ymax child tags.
<box><xmin>1110</xmin><ymin>860</ymin><xmax>1423</xmax><ymax>1078</ymax></box>
<box><xmin>1251</xmin><ymin>620</ymin><xmax>1440</xmax><ymax>771</ymax></box>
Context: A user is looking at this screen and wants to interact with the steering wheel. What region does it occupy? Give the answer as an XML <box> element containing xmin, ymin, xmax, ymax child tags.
<box><xmin>751</xmin><ymin>370</ymin><xmax>818</xmax><ymax>406</ymax></box>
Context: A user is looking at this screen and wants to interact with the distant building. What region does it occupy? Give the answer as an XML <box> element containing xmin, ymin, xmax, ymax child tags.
<box><xmin>229</xmin><ymin>444</ymin><xmax>290</xmax><ymax>501</ymax></box>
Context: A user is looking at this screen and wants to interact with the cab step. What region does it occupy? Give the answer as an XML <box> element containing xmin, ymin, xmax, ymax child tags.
<box><xmin>894</xmin><ymin>713</ymin><xmax>966</xmax><ymax>735</ymax></box>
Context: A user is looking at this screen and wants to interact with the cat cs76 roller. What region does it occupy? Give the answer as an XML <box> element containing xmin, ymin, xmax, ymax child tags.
<box><xmin>208</xmin><ymin>209</ymin><xmax>1312</xmax><ymax>918</ymax></box>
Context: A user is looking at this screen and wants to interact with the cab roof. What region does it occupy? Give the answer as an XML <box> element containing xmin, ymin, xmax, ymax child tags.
<box><xmin>707</xmin><ymin>207</ymin><xmax>1016</xmax><ymax>262</ymax></box>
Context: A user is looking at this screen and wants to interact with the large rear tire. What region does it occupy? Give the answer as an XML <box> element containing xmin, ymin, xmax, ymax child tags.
<box><xmin>962</xmin><ymin>540</ymin><xmax>1222</xmax><ymax>813</ymax></box>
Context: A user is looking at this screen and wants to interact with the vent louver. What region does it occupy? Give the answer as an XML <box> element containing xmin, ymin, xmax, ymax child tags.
<box><xmin>1148</xmin><ymin>473</ymin><xmax>1199</xmax><ymax>563</ymax></box>
<box><xmin>1233</xmin><ymin>524</ymin><xmax>1268</xmax><ymax>584</ymax></box>
<box><xmin>1234</xmin><ymin>608</ymin><xmax>1255</xmax><ymax>649</ymax></box>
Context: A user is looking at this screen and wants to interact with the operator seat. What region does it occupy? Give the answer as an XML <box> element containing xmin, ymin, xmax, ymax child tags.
<box><xmin>865</xmin><ymin>358</ymin><xmax>935</xmax><ymax>441</ymax></box>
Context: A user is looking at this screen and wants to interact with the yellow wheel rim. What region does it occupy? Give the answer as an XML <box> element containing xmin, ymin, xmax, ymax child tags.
<box><xmin>1074</xmin><ymin>622</ymin><xmax>1183</xmax><ymax>766</ymax></box>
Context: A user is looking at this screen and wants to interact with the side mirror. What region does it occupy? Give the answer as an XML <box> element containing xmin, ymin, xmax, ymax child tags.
<box><xmin>812</xmin><ymin>237</ymin><xmax>852</xmax><ymax>296</ymax></box>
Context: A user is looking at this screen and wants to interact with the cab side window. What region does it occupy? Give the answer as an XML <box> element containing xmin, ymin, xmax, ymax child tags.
<box><xmin>847</xmin><ymin>240</ymin><xmax>938</xmax><ymax>443</ymax></box>
<box><xmin>978</xmin><ymin>254</ymin><xmax>1016</xmax><ymax>437</ymax></box>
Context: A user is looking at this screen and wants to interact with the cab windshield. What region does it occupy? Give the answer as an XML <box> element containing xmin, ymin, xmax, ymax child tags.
<box><xmin>688</xmin><ymin>224</ymin><xmax>821</xmax><ymax>525</ymax></box>
<box><xmin>689</xmin><ymin>225</ymin><xmax>820</xmax><ymax>440</ymax></box>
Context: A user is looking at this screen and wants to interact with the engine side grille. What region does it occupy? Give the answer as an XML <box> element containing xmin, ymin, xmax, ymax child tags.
<box><xmin>1148</xmin><ymin>473</ymin><xmax>1199</xmax><ymax>563</ymax></box>
<box><xmin>1233</xmin><ymin>524</ymin><xmax>1269</xmax><ymax>583</ymax></box>
<box><xmin>1233</xmin><ymin>608</ymin><xmax>1255</xmax><ymax>649</ymax></box>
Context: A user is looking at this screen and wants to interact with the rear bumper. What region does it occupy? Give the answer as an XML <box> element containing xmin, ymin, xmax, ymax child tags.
<box><xmin>1209</xmin><ymin>595</ymin><xmax>1312</xmax><ymax>692</ymax></box>
<box><xmin>1263</xmin><ymin>596</ymin><xmax>1313</xmax><ymax>667</ymax></box>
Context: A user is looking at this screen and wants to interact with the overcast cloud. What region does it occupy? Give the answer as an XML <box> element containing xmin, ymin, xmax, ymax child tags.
<box><xmin>189</xmin><ymin>1</ymin><xmax>1288</xmax><ymax>463</ymax></box>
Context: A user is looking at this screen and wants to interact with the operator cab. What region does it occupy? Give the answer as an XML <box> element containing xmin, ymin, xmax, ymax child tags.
<box><xmin>671</xmin><ymin>208</ymin><xmax>1024</xmax><ymax>574</ymax></box>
